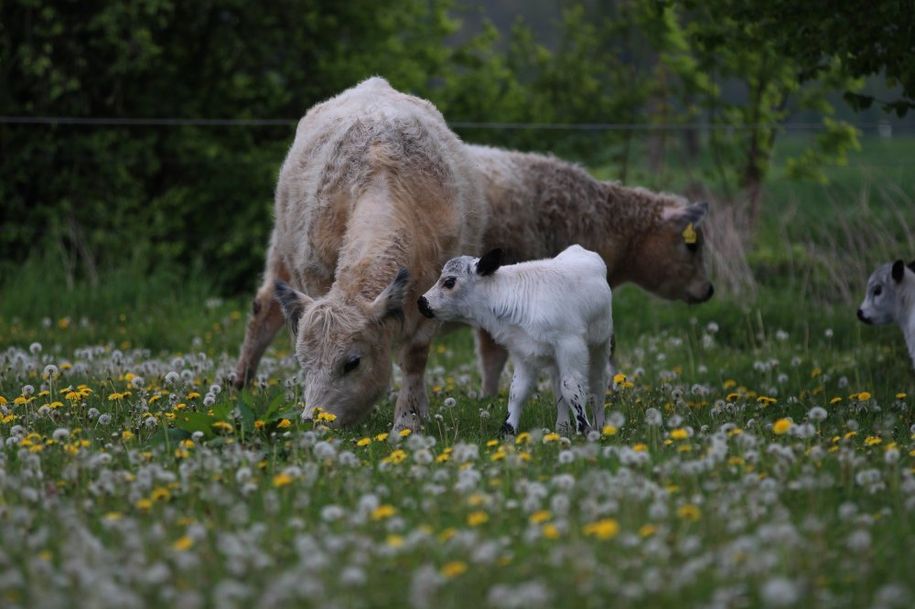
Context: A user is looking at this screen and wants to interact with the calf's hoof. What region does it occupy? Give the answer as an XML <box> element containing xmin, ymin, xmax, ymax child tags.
<box><xmin>499</xmin><ymin>421</ymin><xmax>516</xmax><ymax>438</ymax></box>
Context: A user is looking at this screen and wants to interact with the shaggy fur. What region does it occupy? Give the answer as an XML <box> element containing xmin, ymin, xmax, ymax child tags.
<box><xmin>466</xmin><ymin>144</ymin><xmax>714</xmax><ymax>395</ymax></box>
<box><xmin>858</xmin><ymin>260</ymin><xmax>915</xmax><ymax>370</ymax></box>
<box><xmin>235</xmin><ymin>77</ymin><xmax>487</xmax><ymax>430</ymax></box>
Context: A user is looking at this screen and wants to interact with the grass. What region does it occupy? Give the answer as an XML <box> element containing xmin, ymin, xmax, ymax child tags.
<box><xmin>0</xmin><ymin>136</ymin><xmax>913</xmax><ymax>608</ymax></box>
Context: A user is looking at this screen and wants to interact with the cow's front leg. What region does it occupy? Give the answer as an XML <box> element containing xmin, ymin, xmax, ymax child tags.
<box><xmin>502</xmin><ymin>360</ymin><xmax>535</xmax><ymax>436</ymax></box>
<box><xmin>392</xmin><ymin>339</ymin><xmax>431</xmax><ymax>432</ymax></box>
<box><xmin>475</xmin><ymin>328</ymin><xmax>509</xmax><ymax>397</ymax></box>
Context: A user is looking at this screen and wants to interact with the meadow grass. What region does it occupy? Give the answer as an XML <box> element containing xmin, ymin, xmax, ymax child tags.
<box><xmin>0</xmin><ymin>137</ymin><xmax>913</xmax><ymax>608</ymax></box>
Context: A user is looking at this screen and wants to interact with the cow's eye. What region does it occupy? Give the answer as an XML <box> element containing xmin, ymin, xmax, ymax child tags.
<box><xmin>342</xmin><ymin>356</ymin><xmax>360</xmax><ymax>374</ymax></box>
<box><xmin>873</xmin><ymin>285</ymin><xmax>882</xmax><ymax>297</ymax></box>
<box><xmin>443</xmin><ymin>277</ymin><xmax>456</xmax><ymax>289</ymax></box>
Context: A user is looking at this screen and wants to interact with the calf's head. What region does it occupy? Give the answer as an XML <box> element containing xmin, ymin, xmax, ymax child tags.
<box><xmin>274</xmin><ymin>269</ymin><xmax>409</xmax><ymax>426</ymax></box>
<box><xmin>857</xmin><ymin>260</ymin><xmax>914</xmax><ymax>325</ymax></box>
<box><xmin>419</xmin><ymin>249</ymin><xmax>502</xmax><ymax>323</ymax></box>
<box><xmin>633</xmin><ymin>201</ymin><xmax>714</xmax><ymax>304</ymax></box>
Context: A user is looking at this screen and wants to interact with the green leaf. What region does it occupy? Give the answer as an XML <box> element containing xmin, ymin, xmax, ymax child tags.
<box><xmin>174</xmin><ymin>413</ymin><xmax>216</xmax><ymax>438</ymax></box>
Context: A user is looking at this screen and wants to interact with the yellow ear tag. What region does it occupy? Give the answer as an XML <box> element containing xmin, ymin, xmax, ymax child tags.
<box><xmin>682</xmin><ymin>223</ymin><xmax>698</xmax><ymax>245</ymax></box>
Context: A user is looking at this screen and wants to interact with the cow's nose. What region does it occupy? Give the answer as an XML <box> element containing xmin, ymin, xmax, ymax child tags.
<box><xmin>857</xmin><ymin>308</ymin><xmax>871</xmax><ymax>324</ymax></box>
<box><xmin>417</xmin><ymin>296</ymin><xmax>435</xmax><ymax>319</ymax></box>
<box><xmin>706</xmin><ymin>284</ymin><xmax>715</xmax><ymax>300</ymax></box>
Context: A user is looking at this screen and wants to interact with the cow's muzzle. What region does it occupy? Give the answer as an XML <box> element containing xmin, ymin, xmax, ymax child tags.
<box><xmin>417</xmin><ymin>296</ymin><xmax>435</xmax><ymax>319</ymax></box>
<box><xmin>857</xmin><ymin>308</ymin><xmax>872</xmax><ymax>324</ymax></box>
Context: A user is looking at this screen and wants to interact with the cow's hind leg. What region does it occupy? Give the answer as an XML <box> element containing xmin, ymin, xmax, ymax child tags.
<box><xmin>234</xmin><ymin>254</ymin><xmax>289</xmax><ymax>388</ymax></box>
<box><xmin>475</xmin><ymin>328</ymin><xmax>509</xmax><ymax>397</ymax></box>
<box><xmin>556</xmin><ymin>339</ymin><xmax>592</xmax><ymax>435</ymax></box>
<box><xmin>549</xmin><ymin>365</ymin><xmax>571</xmax><ymax>435</ymax></box>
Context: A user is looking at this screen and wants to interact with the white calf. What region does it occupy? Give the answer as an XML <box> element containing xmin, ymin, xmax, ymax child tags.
<box><xmin>858</xmin><ymin>260</ymin><xmax>915</xmax><ymax>369</ymax></box>
<box><xmin>418</xmin><ymin>245</ymin><xmax>614</xmax><ymax>435</ymax></box>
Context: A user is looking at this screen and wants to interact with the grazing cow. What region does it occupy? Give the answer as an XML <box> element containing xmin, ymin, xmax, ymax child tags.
<box><xmin>465</xmin><ymin>144</ymin><xmax>714</xmax><ymax>396</ymax></box>
<box><xmin>234</xmin><ymin>77</ymin><xmax>487</xmax><ymax>430</ymax></box>
<box><xmin>857</xmin><ymin>260</ymin><xmax>915</xmax><ymax>369</ymax></box>
<box><xmin>418</xmin><ymin>245</ymin><xmax>614</xmax><ymax>435</ymax></box>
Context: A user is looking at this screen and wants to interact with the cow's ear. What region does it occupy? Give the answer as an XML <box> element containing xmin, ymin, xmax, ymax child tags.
<box><xmin>891</xmin><ymin>260</ymin><xmax>906</xmax><ymax>283</ymax></box>
<box><xmin>371</xmin><ymin>267</ymin><xmax>409</xmax><ymax>323</ymax></box>
<box><xmin>663</xmin><ymin>201</ymin><xmax>709</xmax><ymax>228</ymax></box>
<box><xmin>274</xmin><ymin>281</ymin><xmax>312</xmax><ymax>336</ymax></box>
<box><xmin>476</xmin><ymin>248</ymin><xmax>503</xmax><ymax>276</ymax></box>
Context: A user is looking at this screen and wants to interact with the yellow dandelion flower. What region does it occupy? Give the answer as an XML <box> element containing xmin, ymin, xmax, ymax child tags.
<box><xmin>514</xmin><ymin>432</ymin><xmax>531</xmax><ymax>445</ymax></box>
<box><xmin>441</xmin><ymin>561</ymin><xmax>468</xmax><ymax>578</ymax></box>
<box><xmin>316</xmin><ymin>411</ymin><xmax>337</xmax><ymax>423</ymax></box>
<box><xmin>633</xmin><ymin>443</ymin><xmax>648</xmax><ymax>452</ymax></box>
<box><xmin>398</xmin><ymin>428</ymin><xmax>412</xmax><ymax>438</ymax></box>
<box><xmin>386</xmin><ymin>534</ymin><xmax>404</xmax><ymax>548</ymax></box>
<box><xmin>864</xmin><ymin>436</ymin><xmax>882</xmax><ymax>446</ymax></box>
<box><xmin>276</xmin><ymin>418</ymin><xmax>292</xmax><ymax>429</ymax></box>
<box><xmin>722</xmin><ymin>379</ymin><xmax>737</xmax><ymax>389</ymax></box>
<box><xmin>830</xmin><ymin>397</ymin><xmax>842</xmax><ymax>405</ymax></box>
<box><xmin>583</xmin><ymin>518</ymin><xmax>619</xmax><ymax>540</ymax></box>
<box><xmin>677</xmin><ymin>504</ymin><xmax>701</xmax><ymax>521</ymax></box>
<box><xmin>757</xmin><ymin>396</ymin><xmax>777</xmax><ymax>405</ymax></box>
<box><xmin>121</xmin><ymin>430</ymin><xmax>135</xmax><ymax>442</ymax></box>
<box><xmin>375</xmin><ymin>432</ymin><xmax>389</xmax><ymax>442</ymax></box>
<box><xmin>438</xmin><ymin>528</ymin><xmax>457</xmax><ymax>542</ymax></box>
<box><xmin>542</xmin><ymin>523</ymin><xmax>560</xmax><ymax>539</ymax></box>
<box><xmin>107</xmin><ymin>392</ymin><xmax>124</xmax><ymax>401</ymax></box>
<box><xmin>855</xmin><ymin>391</ymin><xmax>872</xmax><ymax>401</ymax></box>
<box><xmin>104</xmin><ymin>512</ymin><xmax>123</xmax><ymax>521</ymax></box>
<box><xmin>435</xmin><ymin>452</ymin><xmax>450</xmax><ymax>463</ymax></box>
<box><xmin>150</xmin><ymin>487</ymin><xmax>171</xmax><ymax>502</ymax></box>
<box><xmin>896</xmin><ymin>392</ymin><xmax>907</xmax><ymax>399</ymax></box>
<box><xmin>272</xmin><ymin>472</ymin><xmax>294</xmax><ymax>487</ymax></box>
<box><xmin>543</xmin><ymin>433</ymin><xmax>560</xmax><ymax>444</ymax></box>
<box><xmin>529</xmin><ymin>510</ymin><xmax>552</xmax><ymax>524</ymax></box>
<box><xmin>371</xmin><ymin>504</ymin><xmax>397</xmax><ymax>521</ymax></box>
<box><xmin>254</xmin><ymin>420</ymin><xmax>266</xmax><ymax>430</ymax></box>
<box><xmin>211</xmin><ymin>420</ymin><xmax>233</xmax><ymax>432</ymax></box>
<box><xmin>382</xmin><ymin>449</ymin><xmax>407</xmax><ymax>465</ymax></box>
<box><xmin>601</xmin><ymin>424</ymin><xmax>618</xmax><ymax>437</ymax></box>
<box><xmin>670</xmin><ymin>428</ymin><xmax>689</xmax><ymax>441</ymax></box>
<box><xmin>135</xmin><ymin>498</ymin><xmax>153</xmax><ymax>511</ymax></box>
<box><xmin>486</xmin><ymin>439</ymin><xmax>499</xmax><ymax>448</ymax></box>
<box><xmin>0</xmin><ymin>396</ymin><xmax>6</xmax><ymax>406</ymax></box>
<box><xmin>14</xmin><ymin>396</ymin><xmax>28</xmax><ymax>406</ymax></box>
<box><xmin>639</xmin><ymin>524</ymin><xmax>657</xmax><ymax>538</ymax></box>
<box><xmin>172</xmin><ymin>536</ymin><xmax>194</xmax><ymax>551</ymax></box>
<box><xmin>772</xmin><ymin>418</ymin><xmax>792</xmax><ymax>435</ymax></box>
<box><xmin>467</xmin><ymin>511</ymin><xmax>489</xmax><ymax>526</ymax></box>
<box><xmin>356</xmin><ymin>437</ymin><xmax>372</xmax><ymax>447</ymax></box>
<box><xmin>613</xmin><ymin>372</ymin><xmax>627</xmax><ymax>385</ymax></box>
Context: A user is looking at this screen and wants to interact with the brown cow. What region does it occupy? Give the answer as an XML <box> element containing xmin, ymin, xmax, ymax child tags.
<box><xmin>234</xmin><ymin>78</ymin><xmax>487</xmax><ymax>430</ymax></box>
<box><xmin>466</xmin><ymin>144</ymin><xmax>713</xmax><ymax>396</ymax></box>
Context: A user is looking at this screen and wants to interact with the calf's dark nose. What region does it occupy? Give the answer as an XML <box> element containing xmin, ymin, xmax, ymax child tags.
<box><xmin>857</xmin><ymin>308</ymin><xmax>871</xmax><ymax>324</ymax></box>
<box><xmin>706</xmin><ymin>284</ymin><xmax>715</xmax><ymax>300</ymax></box>
<box><xmin>417</xmin><ymin>296</ymin><xmax>435</xmax><ymax>319</ymax></box>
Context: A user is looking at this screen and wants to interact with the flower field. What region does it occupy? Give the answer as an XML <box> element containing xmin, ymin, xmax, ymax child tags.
<box><xmin>1</xmin><ymin>303</ymin><xmax>913</xmax><ymax>609</ymax></box>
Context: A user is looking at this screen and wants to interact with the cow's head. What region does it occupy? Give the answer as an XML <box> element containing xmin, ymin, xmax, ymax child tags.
<box><xmin>274</xmin><ymin>268</ymin><xmax>409</xmax><ymax>426</ymax></box>
<box><xmin>632</xmin><ymin>201</ymin><xmax>714</xmax><ymax>304</ymax></box>
<box><xmin>857</xmin><ymin>260</ymin><xmax>913</xmax><ymax>325</ymax></box>
<box><xmin>418</xmin><ymin>249</ymin><xmax>502</xmax><ymax>323</ymax></box>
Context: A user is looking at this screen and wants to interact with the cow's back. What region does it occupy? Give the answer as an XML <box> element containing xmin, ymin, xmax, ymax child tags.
<box><xmin>273</xmin><ymin>78</ymin><xmax>486</xmax><ymax>293</ymax></box>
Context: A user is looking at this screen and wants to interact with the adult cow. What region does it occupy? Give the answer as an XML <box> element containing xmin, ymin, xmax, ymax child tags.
<box><xmin>234</xmin><ymin>77</ymin><xmax>487</xmax><ymax>430</ymax></box>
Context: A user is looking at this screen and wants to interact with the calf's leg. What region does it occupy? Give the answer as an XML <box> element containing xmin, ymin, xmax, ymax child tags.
<box><xmin>475</xmin><ymin>328</ymin><xmax>509</xmax><ymax>397</ymax></box>
<box><xmin>549</xmin><ymin>366</ymin><xmax>571</xmax><ymax>435</ymax></box>
<box><xmin>556</xmin><ymin>339</ymin><xmax>592</xmax><ymax>434</ymax></box>
<box><xmin>502</xmin><ymin>359</ymin><xmax>536</xmax><ymax>436</ymax></box>
<box><xmin>588</xmin><ymin>338</ymin><xmax>612</xmax><ymax>429</ymax></box>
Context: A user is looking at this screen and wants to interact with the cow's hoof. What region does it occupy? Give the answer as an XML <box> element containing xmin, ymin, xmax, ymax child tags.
<box><xmin>499</xmin><ymin>422</ymin><xmax>516</xmax><ymax>438</ymax></box>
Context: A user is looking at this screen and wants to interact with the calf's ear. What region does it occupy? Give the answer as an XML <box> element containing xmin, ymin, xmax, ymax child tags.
<box><xmin>476</xmin><ymin>248</ymin><xmax>503</xmax><ymax>276</ymax></box>
<box><xmin>274</xmin><ymin>281</ymin><xmax>313</xmax><ymax>336</ymax></box>
<box><xmin>891</xmin><ymin>260</ymin><xmax>906</xmax><ymax>283</ymax></box>
<box><xmin>371</xmin><ymin>267</ymin><xmax>409</xmax><ymax>323</ymax></box>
